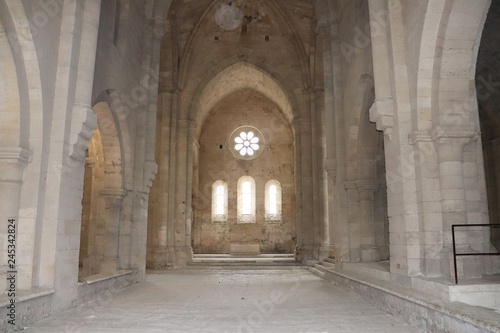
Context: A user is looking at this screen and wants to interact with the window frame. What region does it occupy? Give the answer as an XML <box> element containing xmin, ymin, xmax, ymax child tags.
<box><xmin>212</xmin><ymin>180</ymin><xmax>228</xmax><ymax>222</ymax></box>
<box><xmin>265</xmin><ymin>180</ymin><xmax>282</xmax><ymax>222</ymax></box>
<box><xmin>237</xmin><ymin>176</ymin><xmax>256</xmax><ymax>223</ymax></box>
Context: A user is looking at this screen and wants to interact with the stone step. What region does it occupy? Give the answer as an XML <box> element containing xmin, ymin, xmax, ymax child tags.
<box><xmin>308</xmin><ymin>266</ymin><xmax>326</xmax><ymax>279</ymax></box>
<box><xmin>322</xmin><ymin>257</ymin><xmax>336</xmax><ymax>265</ymax></box>
<box><xmin>308</xmin><ymin>262</ymin><xmax>500</xmax><ymax>333</ymax></box>
<box><xmin>318</xmin><ymin>260</ymin><xmax>335</xmax><ymax>269</ymax></box>
<box><xmin>193</xmin><ymin>253</ymin><xmax>295</xmax><ymax>259</ymax></box>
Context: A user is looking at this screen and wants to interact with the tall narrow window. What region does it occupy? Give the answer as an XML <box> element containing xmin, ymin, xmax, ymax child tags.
<box><xmin>237</xmin><ymin>176</ymin><xmax>256</xmax><ymax>223</ymax></box>
<box><xmin>269</xmin><ymin>185</ymin><xmax>277</xmax><ymax>215</ymax></box>
<box><xmin>216</xmin><ymin>185</ymin><xmax>225</xmax><ymax>215</ymax></box>
<box><xmin>212</xmin><ymin>181</ymin><xmax>228</xmax><ymax>222</ymax></box>
<box><xmin>265</xmin><ymin>180</ymin><xmax>282</xmax><ymax>221</ymax></box>
<box><xmin>242</xmin><ymin>181</ymin><xmax>252</xmax><ymax>215</ymax></box>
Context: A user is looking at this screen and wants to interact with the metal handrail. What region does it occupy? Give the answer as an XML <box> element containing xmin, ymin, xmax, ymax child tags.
<box><xmin>452</xmin><ymin>224</ymin><xmax>500</xmax><ymax>284</ymax></box>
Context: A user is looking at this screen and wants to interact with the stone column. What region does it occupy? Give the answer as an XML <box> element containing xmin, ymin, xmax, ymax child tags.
<box><xmin>69</xmin><ymin>0</ymin><xmax>102</xmax><ymax>161</ymax></box>
<box><xmin>368</xmin><ymin>0</ymin><xmax>394</xmax><ymax>138</ymax></box>
<box><xmin>148</xmin><ymin>90</ymin><xmax>174</xmax><ymax>268</ymax></box>
<box><xmin>432</xmin><ymin>127</ymin><xmax>479</xmax><ymax>277</ymax></box>
<box><xmin>344</xmin><ymin>181</ymin><xmax>360</xmax><ymax>262</ymax></box>
<box><xmin>324</xmin><ymin>163</ymin><xmax>336</xmax><ymax>257</ymax></box>
<box><xmin>79</xmin><ymin>157</ymin><xmax>96</xmax><ymax>275</ymax></box>
<box><xmin>292</xmin><ymin>117</ymin><xmax>316</xmax><ymax>261</ymax></box>
<box><xmin>317</xmin><ymin>22</ymin><xmax>337</xmax><ymax>258</ymax></box>
<box><xmin>357</xmin><ymin>180</ymin><xmax>380</xmax><ymax>262</ymax></box>
<box><xmin>166</xmin><ymin>118</ymin><xmax>194</xmax><ymax>266</ymax></box>
<box><xmin>0</xmin><ymin>148</ymin><xmax>29</xmax><ymax>278</ymax></box>
<box><xmin>99</xmin><ymin>188</ymin><xmax>126</xmax><ymax>273</ymax></box>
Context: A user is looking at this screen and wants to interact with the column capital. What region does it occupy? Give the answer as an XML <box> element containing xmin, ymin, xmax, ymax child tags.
<box><xmin>356</xmin><ymin>179</ymin><xmax>379</xmax><ymax>192</ymax></box>
<box><xmin>431</xmin><ymin>126</ymin><xmax>479</xmax><ymax>162</ymax></box>
<box><xmin>0</xmin><ymin>147</ymin><xmax>31</xmax><ymax>183</ymax></box>
<box><xmin>0</xmin><ymin>147</ymin><xmax>31</xmax><ymax>164</ymax></box>
<box><xmin>343</xmin><ymin>181</ymin><xmax>358</xmax><ymax>190</ymax></box>
<box><xmin>69</xmin><ymin>103</ymin><xmax>98</xmax><ymax>162</ymax></box>
<box><xmin>408</xmin><ymin>130</ymin><xmax>432</xmax><ymax>145</ymax></box>
<box><xmin>144</xmin><ymin>160</ymin><xmax>158</xmax><ymax>190</ymax></box>
<box><xmin>369</xmin><ymin>97</ymin><xmax>394</xmax><ymax>140</ymax></box>
<box><xmin>430</xmin><ymin>126</ymin><xmax>479</xmax><ymax>145</ymax></box>
<box><xmin>100</xmin><ymin>188</ymin><xmax>126</xmax><ymax>206</ymax></box>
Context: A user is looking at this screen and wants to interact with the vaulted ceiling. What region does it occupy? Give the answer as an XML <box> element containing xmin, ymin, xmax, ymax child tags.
<box><xmin>158</xmin><ymin>0</ymin><xmax>323</xmax><ymax>126</ymax></box>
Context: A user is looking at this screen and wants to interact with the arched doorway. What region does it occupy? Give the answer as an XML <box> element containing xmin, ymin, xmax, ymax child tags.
<box><xmin>78</xmin><ymin>101</ymin><xmax>126</xmax><ymax>278</ymax></box>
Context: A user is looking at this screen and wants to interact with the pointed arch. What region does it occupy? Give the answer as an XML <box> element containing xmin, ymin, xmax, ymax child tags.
<box><xmin>176</xmin><ymin>0</ymin><xmax>311</xmax><ymax>91</ymax></box>
<box><xmin>431</xmin><ymin>0</ymin><xmax>491</xmax><ymax>126</ymax></box>
<box><xmin>190</xmin><ymin>61</ymin><xmax>296</xmax><ymax>139</ymax></box>
<box><xmin>94</xmin><ymin>90</ymin><xmax>133</xmax><ymax>190</ymax></box>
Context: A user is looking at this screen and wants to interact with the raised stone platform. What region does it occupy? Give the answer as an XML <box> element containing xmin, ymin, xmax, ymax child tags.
<box><xmin>230</xmin><ymin>243</ymin><xmax>260</xmax><ymax>256</ymax></box>
<box><xmin>309</xmin><ymin>261</ymin><xmax>500</xmax><ymax>333</ymax></box>
<box><xmin>190</xmin><ymin>253</ymin><xmax>297</xmax><ymax>266</ymax></box>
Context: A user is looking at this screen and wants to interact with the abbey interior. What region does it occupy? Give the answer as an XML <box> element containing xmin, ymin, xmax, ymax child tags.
<box><xmin>2</xmin><ymin>0</ymin><xmax>500</xmax><ymax>332</ymax></box>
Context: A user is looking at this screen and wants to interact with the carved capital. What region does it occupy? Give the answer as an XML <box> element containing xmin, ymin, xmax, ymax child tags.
<box><xmin>356</xmin><ymin>180</ymin><xmax>379</xmax><ymax>200</ymax></box>
<box><xmin>0</xmin><ymin>147</ymin><xmax>31</xmax><ymax>183</ymax></box>
<box><xmin>431</xmin><ymin>126</ymin><xmax>479</xmax><ymax>162</ymax></box>
<box><xmin>430</xmin><ymin>126</ymin><xmax>479</xmax><ymax>145</ymax></box>
<box><xmin>69</xmin><ymin>103</ymin><xmax>97</xmax><ymax>162</ymax></box>
<box><xmin>100</xmin><ymin>188</ymin><xmax>126</xmax><ymax>206</ymax></box>
<box><xmin>369</xmin><ymin>97</ymin><xmax>394</xmax><ymax>140</ymax></box>
<box><xmin>408</xmin><ymin>130</ymin><xmax>432</xmax><ymax>145</ymax></box>
<box><xmin>144</xmin><ymin>160</ymin><xmax>158</xmax><ymax>189</ymax></box>
<box><xmin>343</xmin><ymin>181</ymin><xmax>358</xmax><ymax>190</ymax></box>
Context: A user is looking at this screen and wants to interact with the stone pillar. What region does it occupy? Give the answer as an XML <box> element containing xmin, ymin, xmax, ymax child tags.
<box><xmin>292</xmin><ymin>117</ymin><xmax>316</xmax><ymax>262</ymax></box>
<box><xmin>69</xmin><ymin>0</ymin><xmax>102</xmax><ymax>161</ymax></box>
<box><xmin>99</xmin><ymin>188</ymin><xmax>126</xmax><ymax>273</ymax></box>
<box><xmin>368</xmin><ymin>0</ymin><xmax>394</xmax><ymax>138</ymax></box>
<box><xmin>357</xmin><ymin>180</ymin><xmax>380</xmax><ymax>262</ymax></box>
<box><xmin>166</xmin><ymin>118</ymin><xmax>194</xmax><ymax>266</ymax></box>
<box><xmin>344</xmin><ymin>181</ymin><xmax>360</xmax><ymax>262</ymax></box>
<box><xmin>148</xmin><ymin>90</ymin><xmax>174</xmax><ymax>268</ymax></box>
<box><xmin>324</xmin><ymin>162</ymin><xmax>337</xmax><ymax>257</ymax></box>
<box><xmin>0</xmin><ymin>148</ymin><xmax>29</xmax><ymax>276</ymax></box>
<box><xmin>79</xmin><ymin>157</ymin><xmax>96</xmax><ymax>275</ymax></box>
<box><xmin>432</xmin><ymin>127</ymin><xmax>479</xmax><ymax>277</ymax></box>
<box><xmin>317</xmin><ymin>22</ymin><xmax>336</xmax><ymax>258</ymax></box>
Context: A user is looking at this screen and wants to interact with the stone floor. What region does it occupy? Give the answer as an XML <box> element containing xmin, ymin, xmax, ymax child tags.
<box><xmin>23</xmin><ymin>267</ymin><xmax>422</xmax><ymax>333</ymax></box>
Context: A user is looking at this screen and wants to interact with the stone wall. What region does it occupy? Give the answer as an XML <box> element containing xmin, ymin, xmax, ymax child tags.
<box><xmin>193</xmin><ymin>89</ymin><xmax>295</xmax><ymax>254</ymax></box>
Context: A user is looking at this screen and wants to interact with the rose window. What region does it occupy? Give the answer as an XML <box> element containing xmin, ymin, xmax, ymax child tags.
<box><xmin>234</xmin><ymin>131</ymin><xmax>260</xmax><ymax>156</ymax></box>
<box><xmin>229</xmin><ymin>126</ymin><xmax>265</xmax><ymax>160</ymax></box>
